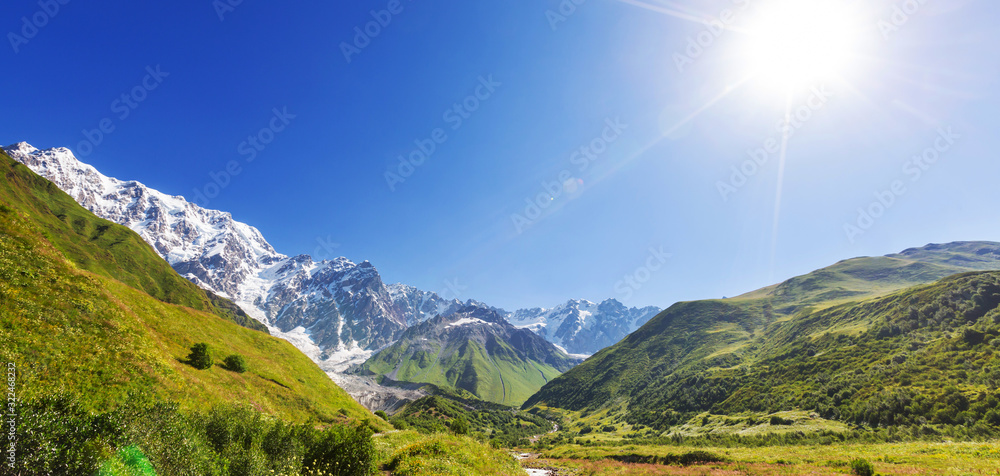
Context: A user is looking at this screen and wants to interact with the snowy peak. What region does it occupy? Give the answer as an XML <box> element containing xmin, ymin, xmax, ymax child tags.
<box><xmin>507</xmin><ymin>298</ymin><xmax>661</xmax><ymax>355</ymax></box>
<box><xmin>4</xmin><ymin>142</ymin><xmax>282</xmax><ymax>299</ymax></box>
<box><xmin>4</xmin><ymin>142</ymin><xmax>663</xmax><ymax>364</ymax></box>
<box><xmin>386</xmin><ymin>283</ymin><xmax>463</xmax><ymax>325</ymax></box>
<box><xmin>4</xmin><ymin>143</ymin><xmax>405</xmax><ymax>358</ymax></box>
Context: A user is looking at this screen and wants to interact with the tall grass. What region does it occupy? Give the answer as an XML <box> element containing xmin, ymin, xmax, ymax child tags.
<box><xmin>13</xmin><ymin>395</ymin><xmax>377</xmax><ymax>476</ymax></box>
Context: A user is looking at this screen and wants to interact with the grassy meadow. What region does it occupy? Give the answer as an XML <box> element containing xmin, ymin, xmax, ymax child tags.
<box><xmin>521</xmin><ymin>440</ymin><xmax>1000</xmax><ymax>475</ymax></box>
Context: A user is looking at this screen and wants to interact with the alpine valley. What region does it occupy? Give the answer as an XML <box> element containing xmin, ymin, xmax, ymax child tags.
<box><xmin>3</xmin><ymin>142</ymin><xmax>659</xmax><ymax>402</ymax></box>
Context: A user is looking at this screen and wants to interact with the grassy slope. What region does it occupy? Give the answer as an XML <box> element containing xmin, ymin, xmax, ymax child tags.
<box><xmin>376</xmin><ymin>431</ymin><xmax>525</xmax><ymax>476</ymax></box>
<box><xmin>0</xmin><ymin>149</ymin><xmax>266</xmax><ymax>332</ymax></box>
<box><xmin>366</xmin><ymin>337</ymin><xmax>564</xmax><ymax>406</ymax></box>
<box><xmin>0</xmin><ymin>156</ymin><xmax>385</xmax><ymax>427</ymax></box>
<box><xmin>390</xmin><ymin>392</ymin><xmax>552</xmax><ymax>445</ymax></box>
<box><xmin>526</xmin><ymin>255</ymin><xmax>1000</xmax><ymax>434</ymax></box>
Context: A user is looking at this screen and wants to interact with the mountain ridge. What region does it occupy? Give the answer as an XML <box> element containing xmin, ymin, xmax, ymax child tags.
<box><xmin>4</xmin><ymin>142</ymin><xmax>660</xmax><ymax>361</ymax></box>
<box><xmin>361</xmin><ymin>306</ymin><xmax>583</xmax><ymax>405</ymax></box>
<box><xmin>524</xmin><ymin>241</ymin><xmax>1000</xmax><ymax>436</ymax></box>
<box><xmin>0</xmin><ymin>146</ymin><xmax>380</xmax><ymax>425</ymax></box>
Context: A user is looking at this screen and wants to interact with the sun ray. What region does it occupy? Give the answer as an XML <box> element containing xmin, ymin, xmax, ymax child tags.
<box><xmin>768</xmin><ymin>93</ymin><xmax>794</xmax><ymax>282</ymax></box>
<box><xmin>612</xmin><ymin>0</ymin><xmax>717</xmax><ymax>26</ymax></box>
<box><xmin>588</xmin><ymin>75</ymin><xmax>755</xmax><ymax>188</ymax></box>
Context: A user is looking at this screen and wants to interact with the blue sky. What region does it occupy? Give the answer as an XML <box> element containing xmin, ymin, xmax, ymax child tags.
<box><xmin>2</xmin><ymin>0</ymin><xmax>998</xmax><ymax>311</ymax></box>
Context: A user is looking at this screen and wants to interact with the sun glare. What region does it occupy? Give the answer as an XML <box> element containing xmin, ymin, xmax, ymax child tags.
<box><xmin>742</xmin><ymin>0</ymin><xmax>864</xmax><ymax>93</ymax></box>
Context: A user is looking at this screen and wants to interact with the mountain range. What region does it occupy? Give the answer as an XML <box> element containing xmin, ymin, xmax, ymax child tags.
<box><xmin>0</xmin><ymin>146</ymin><xmax>378</xmax><ymax>424</ymax></box>
<box><xmin>3</xmin><ymin>142</ymin><xmax>660</xmax><ymax>367</ymax></box>
<box><xmin>526</xmin><ymin>241</ymin><xmax>1000</xmax><ymax>434</ymax></box>
<box><xmin>361</xmin><ymin>306</ymin><xmax>583</xmax><ymax>405</ymax></box>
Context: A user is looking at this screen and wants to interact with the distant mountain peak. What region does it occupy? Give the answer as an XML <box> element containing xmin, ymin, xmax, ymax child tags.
<box><xmin>4</xmin><ymin>142</ymin><xmax>664</xmax><ymax>362</ymax></box>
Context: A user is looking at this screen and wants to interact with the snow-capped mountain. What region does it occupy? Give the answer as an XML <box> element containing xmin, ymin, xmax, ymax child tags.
<box><xmin>3</xmin><ymin>142</ymin><xmax>662</xmax><ymax>363</ymax></box>
<box><xmin>386</xmin><ymin>284</ymin><xmax>464</xmax><ymax>326</ymax></box>
<box><xmin>3</xmin><ymin>142</ymin><xmax>407</xmax><ymax>364</ymax></box>
<box><xmin>508</xmin><ymin>299</ymin><xmax>661</xmax><ymax>355</ymax></box>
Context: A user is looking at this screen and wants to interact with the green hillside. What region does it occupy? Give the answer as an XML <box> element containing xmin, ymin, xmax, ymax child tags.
<box><xmin>0</xmin><ymin>151</ymin><xmax>378</xmax><ymax>425</ymax></box>
<box><xmin>0</xmin><ymin>149</ymin><xmax>266</xmax><ymax>332</ymax></box>
<box><xmin>389</xmin><ymin>390</ymin><xmax>553</xmax><ymax>447</ymax></box>
<box><xmin>361</xmin><ymin>308</ymin><xmax>579</xmax><ymax>406</ymax></box>
<box><xmin>526</xmin><ymin>247</ymin><xmax>1000</xmax><ymax>437</ymax></box>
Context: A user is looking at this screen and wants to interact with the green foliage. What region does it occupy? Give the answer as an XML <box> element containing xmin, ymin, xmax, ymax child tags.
<box><xmin>850</xmin><ymin>457</ymin><xmax>876</xmax><ymax>476</ymax></box>
<box><xmin>362</xmin><ymin>314</ymin><xmax>575</xmax><ymax>405</ymax></box>
<box><xmin>449</xmin><ymin>416</ymin><xmax>470</xmax><ymax>435</ymax></box>
<box><xmin>605</xmin><ymin>450</ymin><xmax>727</xmax><ymax>465</ymax></box>
<box><xmin>375</xmin><ymin>410</ymin><xmax>389</xmax><ymax>421</ymax></box>
<box><xmin>188</xmin><ymin>343</ymin><xmax>214</xmax><ymax>370</ymax></box>
<box><xmin>380</xmin><ymin>432</ymin><xmax>524</xmax><ymax>476</ymax></box>
<box><xmin>770</xmin><ymin>416</ymin><xmax>793</xmax><ymax>426</ymax></box>
<box><xmin>0</xmin><ymin>148</ymin><xmax>383</xmax><ymax>427</ymax></box>
<box><xmin>390</xmin><ymin>393</ymin><xmax>552</xmax><ymax>447</ymax></box>
<box><xmin>15</xmin><ymin>395</ymin><xmax>376</xmax><ymax>476</ymax></box>
<box><xmin>0</xmin><ymin>149</ymin><xmax>266</xmax><ymax>332</ymax></box>
<box><xmin>97</xmin><ymin>445</ymin><xmax>157</xmax><ymax>476</ymax></box>
<box><xmin>528</xmin><ymin>261</ymin><xmax>1000</xmax><ymax>438</ymax></box>
<box><xmin>223</xmin><ymin>354</ymin><xmax>248</xmax><ymax>373</ymax></box>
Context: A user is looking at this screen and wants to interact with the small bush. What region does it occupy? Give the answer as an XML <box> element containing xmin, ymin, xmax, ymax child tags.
<box><xmin>391</xmin><ymin>419</ymin><xmax>409</xmax><ymax>431</ymax></box>
<box><xmin>186</xmin><ymin>343</ymin><xmax>213</xmax><ymax>370</ymax></box>
<box><xmin>375</xmin><ymin>410</ymin><xmax>389</xmax><ymax>421</ymax></box>
<box><xmin>222</xmin><ymin>354</ymin><xmax>248</xmax><ymax>373</ymax></box>
<box><xmin>769</xmin><ymin>416</ymin><xmax>793</xmax><ymax>426</ymax></box>
<box><xmin>449</xmin><ymin>416</ymin><xmax>470</xmax><ymax>435</ymax></box>
<box><xmin>850</xmin><ymin>458</ymin><xmax>875</xmax><ymax>476</ymax></box>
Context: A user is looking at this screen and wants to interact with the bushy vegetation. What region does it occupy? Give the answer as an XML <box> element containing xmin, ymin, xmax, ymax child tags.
<box><xmin>15</xmin><ymin>395</ymin><xmax>376</xmax><ymax>476</ymax></box>
<box><xmin>377</xmin><ymin>432</ymin><xmax>524</xmax><ymax>476</ymax></box>
<box><xmin>528</xmin><ymin>267</ymin><xmax>1000</xmax><ymax>440</ymax></box>
<box><xmin>188</xmin><ymin>343</ymin><xmax>214</xmax><ymax>370</ymax></box>
<box><xmin>390</xmin><ymin>393</ymin><xmax>552</xmax><ymax>447</ymax></box>
<box><xmin>850</xmin><ymin>457</ymin><xmax>875</xmax><ymax>476</ymax></box>
<box><xmin>223</xmin><ymin>354</ymin><xmax>249</xmax><ymax>373</ymax></box>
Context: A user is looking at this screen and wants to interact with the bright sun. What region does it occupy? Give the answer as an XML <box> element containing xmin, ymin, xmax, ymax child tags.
<box><xmin>742</xmin><ymin>0</ymin><xmax>864</xmax><ymax>92</ymax></box>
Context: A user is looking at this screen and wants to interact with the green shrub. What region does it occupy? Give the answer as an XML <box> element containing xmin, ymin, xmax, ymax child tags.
<box><xmin>391</xmin><ymin>418</ymin><xmax>409</xmax><ymax>431</ymax></box>
<box><xmin>449</xmin><ymin>416</ymin><xmax>470</xmax><ymax>435</ymax></box>
<box><xmin>375</xmin><ymin>410</ymin><xmax>389</xmax><ymax>421</ymax></box>
<box><xmin>302</xmin><ymin>423</ymin><xmax>376</xmax><ymax>475</ymax></box>
<box><xmin>223</xmin><ymin>354</ymin><xmax>248</xmax><ymax>373</ymax></box>
<box><xmin>850</xmin><ymin>458</ymin><xmax>876</xmax><ymax>476</ymax></box>
<box><xmin>187</xmin><ymin>343</ymin><xmax>213</xmax><ymax>370</ymax></box>
<box><xmin>14</xmin><ymin>397</ymin><xmax>377</xmax><ymax>476</ymax></box>
<box><xmin>769</xmin><ymin>416</ymin><xmax>793</xmax><ymax>426</ymax></box>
